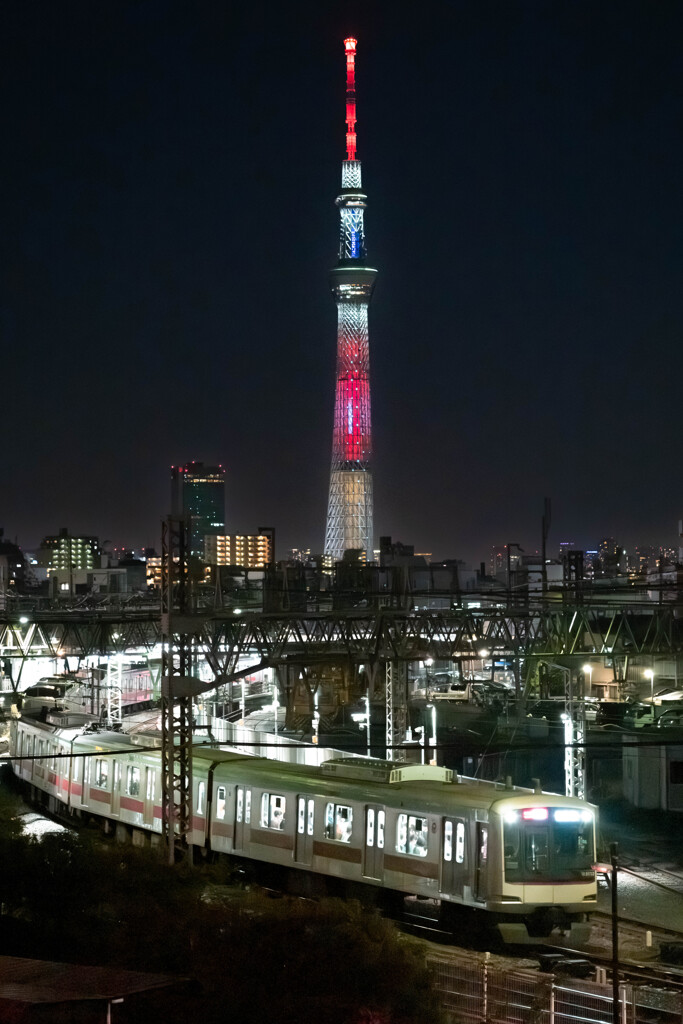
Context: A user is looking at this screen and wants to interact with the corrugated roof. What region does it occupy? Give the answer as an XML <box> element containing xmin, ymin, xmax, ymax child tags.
<box><xmin>0</xmin><ymin>956</ymin><xmax>182</xmax><ymax>1004</ymax></box>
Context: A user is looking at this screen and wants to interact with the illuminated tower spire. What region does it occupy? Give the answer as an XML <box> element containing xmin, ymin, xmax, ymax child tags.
<box><xmin>324</xmin><ymin>37</ymin><xmax>377</xmax><ymax>562</ymax></box>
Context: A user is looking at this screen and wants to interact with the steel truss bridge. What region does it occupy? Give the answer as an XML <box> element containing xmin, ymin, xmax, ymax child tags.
<box><xmin>2</xmin><ymin>601</ymin><xmax>682</xmax><ymax>676</ymax></box>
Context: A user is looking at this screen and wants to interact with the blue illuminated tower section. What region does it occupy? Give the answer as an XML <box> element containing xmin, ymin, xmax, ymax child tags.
<box><xmin>324</xmin><ymin>37</ymin><xmax>377</xmax><ymax>562</ymax></box>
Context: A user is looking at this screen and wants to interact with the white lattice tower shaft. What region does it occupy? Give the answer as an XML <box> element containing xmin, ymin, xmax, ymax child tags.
<box><xmin>385</xmin><ymin>660</ymin><xmax>407</xmax><ymax>761</ymax></box>
<box><xmin>324</xmin><ymin>37</ymin><xmax>378</xmax><ymax>562</ymax></box>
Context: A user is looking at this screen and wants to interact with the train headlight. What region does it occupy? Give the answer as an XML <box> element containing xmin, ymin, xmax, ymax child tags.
<box><xmin>581</xmin><ymin>810</ymin><xmax>593</xmax><ymax>823</ymax></box>
<box><xmin>504</xmin><ymin>810</ymin><xmax>519</xmax><ymax>824</ymax></box>
<box><xmin>553</xmin><ymin>809</ymin><xmax>581</xmax><ymax>822</ymax></box>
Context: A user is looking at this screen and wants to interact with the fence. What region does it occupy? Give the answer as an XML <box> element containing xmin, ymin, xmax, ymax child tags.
<box><xmin>426</xmin><ymin>949</ymin><xmax>683</xmax><ymax>1024</ymax></box>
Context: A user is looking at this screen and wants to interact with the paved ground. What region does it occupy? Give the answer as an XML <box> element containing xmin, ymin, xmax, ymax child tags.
<box><xmin>572</xmin><ymin>803</ymin><xmax>683</xmax><ymax>958</ymax></box>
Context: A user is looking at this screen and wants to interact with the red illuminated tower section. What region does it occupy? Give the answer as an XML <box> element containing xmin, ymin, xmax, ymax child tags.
<box><xmin>324</xmin><ymin>37</ymin><xmax>377</xmax><ymax>562</ymax></box>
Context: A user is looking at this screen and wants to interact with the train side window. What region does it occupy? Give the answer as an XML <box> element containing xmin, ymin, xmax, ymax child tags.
<box><xmin>456</xmin><ymin>822</ymin><xmax>465</xmax><ymax>864</ymax></box>
<box><xmin>307</xmin><ymin>798</ymin><xmax>314</xmax><ymax>836</ymax></box>
<box><xmin>366</xmin><ymin>808</ymin><xmax>375</xmax><ymax>847</ymax></box>
<box><xmin>73</xmin><ymin>756</ymin><xmax>80</xmax><ymax>783</ymax></box>
<box><xmin>127</xmin><ymin>766</ymin><xmax>141</xmax><ymax>797</ymax></box>
<box><xmin>377</xmin><ymin>810</ymin><xmax>385</xmax><ymax>849</ymax></box>
<box><xmin>146</xmin><ymin>767</ymin><xmax>155</xmax><ymax>801</ymax></box>
<box><xmin>245</xmin><ymin>790</ymin><xmax>251</xmax><ymax>824</ymax></box>
<box><xmin>113</xmin><ymin>761</ymin><xmax>121</xmax><ymax>792</ymax></box>
<box><xmin>95</xmin><ymin>759</ymin><xmax>109</xmax><ymax>788</ymax></box>
<box><xmin>197</xmin><ymin>781</ymin><xmax>205</xmax><ymax>815</ymax></box>
<box><xmin>396</xmin><ymin>813</ymin><xmax>428</xmax><ymax>857</ymax></box>
<box><xmin>236</xmin><ymin>788</ymin><xmax>244</xmax><ymax>823</ymax></box>
<box><xmin>261</xmin><ymin>793</ymin><xmax>286</xmax><ymax>830</ymax></box>
<box><xmin>297</xmin><ymin>797</ymin><xmax>305</xmax><ymax>835</ymax></box>
<box><xmin>444</xmin><ymin>821</ymin><xmax>453</xmax><ymax>862</ymax></box>
<box><xmin>325</xmin><ymin>802</ymin><xmax>353</xmax><ymax>842</ymax></box>
<box><xmin>216</xmin><ymin>786</ymin><xmax>226</xmax><ymax>820</ymax></box>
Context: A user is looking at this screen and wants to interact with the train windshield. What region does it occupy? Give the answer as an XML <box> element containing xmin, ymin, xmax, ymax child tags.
<box><xmin>503</xmin><ymin>810</ymin><xmax>594</xmax><ymax>883</ymax></box>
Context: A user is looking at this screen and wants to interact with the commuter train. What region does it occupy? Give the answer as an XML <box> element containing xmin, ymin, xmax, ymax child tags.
<box><xmin>8</xmin><ymin>710</ymin><xmax>598</xmax><ymax>941</ymax></box>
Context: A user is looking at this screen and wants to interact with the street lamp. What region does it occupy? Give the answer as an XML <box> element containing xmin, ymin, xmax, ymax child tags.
<box><xmin>414</xmin><ymin>725</ymin><xmax>425</xmax><ymax>765</ymax></box>
<box><xmin>426</xmin><ymin>703</ymin><xmax>437</xmax><ymax>766</ymax></box>
<box><xmin>582</xmin><ymin>663</ymin><xmax>593</xmax><ymax>697</ymax></box>
<box><xmin>272</xmin><ymin>680</ymin><xmax>279</xmax><ymax>737</ymax></box>
<box><xmin>644</xmin><ymin>668</ymin><xmax>654</xmax><ymax>704</ymax></box>
<box><xmin>351</xmin><ymin>695</ymin><xmax>371</xmax><ymax>756</ymax></box>
<box><xmin>312</xmin><ymin>687</ymin><xmax>320</xmax><ymax>745</ymax></box>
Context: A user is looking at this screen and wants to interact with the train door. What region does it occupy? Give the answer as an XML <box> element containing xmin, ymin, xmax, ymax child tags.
<box><xmin>363</xmin><ymin>805</ymin><xmax>385</xmax><ymax>880</ymax></box>
<box><xmin>81</xmin><ymin>757</ymin><xmax>90</xmax><ymax>806</ymax></box>
<box><xmin>234</xmin><ymin>786</ymin><xmax>250</xmax><ymax>852</ymax></box>
<box><xmin>295</xmin><ymin>795</ymin><xmax>315</xmax><ymax>865</ymax></box>
<box><xmin>111</xmin><ymin>761</ymin><xmax>121</xmax><ymax>816</ymax></box>
<box><xmin>440</xmin><ymin>817</ymin><xmax>466</xmax><ymax>899</ymax></box>
<box><xmin>143</xmin><ymin>766</ymin><xmax>155</xmax><ymax>826</ymax></box>
<box><xmin>474</xmin><ymin>822</ymin><xmax>488</xmax><ymax>902</ymax></box>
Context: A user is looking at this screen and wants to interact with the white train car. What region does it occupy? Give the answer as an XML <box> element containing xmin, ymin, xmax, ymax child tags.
<box><xmin>9</xmin><ymin>711</ymin><xmax>598</xmax><ymax>940</ymax></box>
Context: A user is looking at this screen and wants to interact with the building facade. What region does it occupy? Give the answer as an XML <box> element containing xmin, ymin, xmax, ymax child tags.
<box><xmin>37</xmin><ymin>529</ymin><xmax>102</xmax><ymax>572</ymax></box>
<box><xmin>171</xmin><ymin>462</ymin><xmax>226</xmax><ymax>560</ymax></box>
<box><xmin>204</xmin><ymin>533</ymin><xmax>272</xmax><ymax>569</ymax></box>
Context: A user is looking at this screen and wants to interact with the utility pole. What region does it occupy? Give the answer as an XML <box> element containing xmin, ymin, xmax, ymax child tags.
<box><xmin>611</xmin><ymin>843</ymin><xmax>620</xmax><ymax>1024</ymax></box>
<box><xmin>541</xmin><ymin>497</ymin><xmax>551</xmax><ymax>600</ymax></box>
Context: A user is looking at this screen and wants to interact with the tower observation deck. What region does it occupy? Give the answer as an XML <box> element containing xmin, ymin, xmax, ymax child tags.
<box><xmin>323</xmin><ymin>37</ymin><xmax>377</xmax><ymax>562</ymax></box>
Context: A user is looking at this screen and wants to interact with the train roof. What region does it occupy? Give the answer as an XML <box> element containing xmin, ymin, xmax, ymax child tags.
<box><xmin>15</xmin><ymin>717</ymin><xmax>594</xmax><ymax>812</ymax></box>
<box><xmin>189</xmin><ymin>746</ymin><xmax>592</xmax><ymax>813</ymax></box>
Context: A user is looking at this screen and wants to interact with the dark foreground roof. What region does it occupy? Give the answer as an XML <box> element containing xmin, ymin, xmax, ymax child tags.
<box><xmin>0</xmin><ymin>955</ymin><xmax>191</xmax><ymax>1022</ymax></box>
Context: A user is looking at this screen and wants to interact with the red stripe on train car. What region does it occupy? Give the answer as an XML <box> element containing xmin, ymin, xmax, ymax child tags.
<box><xmin>90</xmin><ymin>789</ymin><xmax>112</xmax><ymax>805</ymax></box>
<box><xmin>312</xmin><ymin>840</ymin><xmax>363</xmax><ymax>864</ymax></box>
<box><xmin>120</xmin><ymin>796</ymin><xmax>144</xmax><ymax>813</ymax></box>
<box><xmin>250</xmin><ymin>828</ymin><xmax>294</xmax><ymax>851</ymax></box>
<box><xmin>211</xmin><ymin>822</ymin><xmax>234</xmax><ymax>839</ymax></box>
<box><xmin>382</xmin><ymin>853</ymin><xmax>438</xmax><ymax>879</ymax></box>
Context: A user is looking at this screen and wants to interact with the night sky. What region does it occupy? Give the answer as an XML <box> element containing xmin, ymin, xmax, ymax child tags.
<box><xmin>3</xmin><ymin>1</ymin><xmax>682</xmax><ymax>565</ymax></box>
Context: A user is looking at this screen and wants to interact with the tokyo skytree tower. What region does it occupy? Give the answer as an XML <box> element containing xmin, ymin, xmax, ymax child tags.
<box><xmin>323</xmin><ymin>37</ymin><xmax>378</xmax><ymax>562</ymax></box>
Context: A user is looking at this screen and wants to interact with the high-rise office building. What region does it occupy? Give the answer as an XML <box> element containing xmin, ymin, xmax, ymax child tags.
<box><xmin>171</xmin><ymin>462</ymin><xmax>226</xmax><ymax>560</ymax></box>
<box><xmin>323</xmin><ymin>38</ymin><xmax>377</xmax><ymax>562</ymax></box>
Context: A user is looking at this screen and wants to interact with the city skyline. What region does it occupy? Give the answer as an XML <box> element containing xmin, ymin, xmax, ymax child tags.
<box><xmin>3</xmin><ymin>2</ymin><xmax>683</xmax><ymax>565</ymax></box>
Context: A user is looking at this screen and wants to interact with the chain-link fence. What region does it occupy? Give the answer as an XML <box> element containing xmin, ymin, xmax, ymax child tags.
<box><xmin>426</xmin><ymin>950</ymin><xmax>683</xmax><ymax>1024</ymax></box>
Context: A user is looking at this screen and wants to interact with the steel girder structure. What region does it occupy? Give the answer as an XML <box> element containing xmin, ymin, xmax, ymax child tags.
<box><xmin>324</xmin><ymin>38</ymin><xmax>377</xmax><ymax>562</ymax></box>
<box><xmin>160</xmin><ymin>517</ymin><xmax>200</xmax><ymax>865</ymax></box>
<box><xmin>3</xmin><ymin>603</ymin><xmax>683</xmax><ymax>679</ymax></box>
<box><xmin>385</xmin><ymin>660</ymin><xmax>407</xmax><ymax>761</ymax></box>
<box><xmin>0</xmin><ymin>613</ymin><xmax>160</xmax><ymax>682</ymax></box>
<box><xmin>191</xmin><ymin>604</ymin><xmax>683</xmax><ymax>683</ymax></box>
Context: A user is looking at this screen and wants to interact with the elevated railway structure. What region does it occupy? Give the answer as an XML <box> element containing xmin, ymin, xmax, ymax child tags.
<box><xmin>2</xmin><ymin>598</ymin><xmax>683</xmax><ymax>724</ymax></box>
<box><xmin>2</xmin><ymin>596</ymin><xmax>683</xmax><ymax>674</ymax></box>
<box><xmin>4</xmin><ymin>593</ymin><xmax>683</xmax><ymax>855</ymax></box>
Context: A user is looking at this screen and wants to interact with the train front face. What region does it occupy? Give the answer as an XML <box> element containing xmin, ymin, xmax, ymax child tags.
<box><xmin>488</xmin><ymin>795</ymin><xmax>598</xmax><ymax>936</ymax></box>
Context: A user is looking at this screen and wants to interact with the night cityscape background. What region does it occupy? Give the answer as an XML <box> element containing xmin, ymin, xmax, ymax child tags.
<box><xmin>3</xmin><ymin>0</ymin><xmax>683</xmax><ymax>565</ymax></box>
